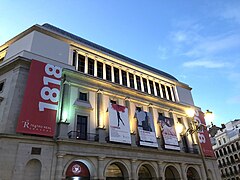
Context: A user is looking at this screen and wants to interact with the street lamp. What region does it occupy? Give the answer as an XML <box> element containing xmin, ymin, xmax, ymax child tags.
<box><xmin>185</xmin><ymin>108</ymin><xmax>212</xmax><ymax>180</ymax></box>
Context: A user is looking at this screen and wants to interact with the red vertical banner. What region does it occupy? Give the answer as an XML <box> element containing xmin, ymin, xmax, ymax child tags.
<box><xmin>194</xmin><ymin>110</ymin><xmax>215</xmax><ymax>157</ymax></box>
<box><xmin>16</xmin><ymin>60</ymin><xmax>62</xmax><ymax>137</ymax></box>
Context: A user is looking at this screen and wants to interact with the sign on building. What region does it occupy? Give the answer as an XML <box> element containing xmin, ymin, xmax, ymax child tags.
<box><xmin>16</xmin><ymin>60</ymin><xmax>62</xmax><ymax>137</ymax></box>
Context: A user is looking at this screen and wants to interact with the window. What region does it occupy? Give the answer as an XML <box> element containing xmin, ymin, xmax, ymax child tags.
<box><xmin>72</xmin><ymin>51</ymin><xmax>76</xmax><ymax>66</ymax></box>
<box><xmin>31</xmin><ymin>147</ymin><xmax>41</xmax><ymax>155</ymax></box>
<box><xmin>161</xmin><ymin>84</ymin><xmax>167</xmax><ymax>98</ymax></box>
<box><xmin>231</xmin><ymin>144</ymin><xmax>236</xmax><ymax>152</ymax></box>
<box><xmin>79</xmin><ymin>92</ymin><xmax>87</xmax><ymax>101</ymax></box>
<box><xmin>136</xmin><ymin>75</ymin><xmax>141</xmax><ymax>91</ymax></box>
<box><xmin>106</xmin><ymin>64</ymin><xmax>112</xmax><ymax>81</ymax></box>
<box><xmin>158</xmin><ymin>112</ymin><xmax>165</xmax><ymax>121</ymax></box>
<box><xmin>78</xmin><ymin>54</ymin><xmax>85</xmax><ymax>72</ymax></box>
<box><xmin>110</xmin><ymin>100</ymin><xmax>117</xmax><ymax>104</ymax></box>
<box><xmin>142</xmin><ymin>78</ymin><xmax>148</xmax><ymax>93</ymax></box>
<box><xmin>97</xmin><ymin>61</ymin><xmax>103</xmax><ymax>78</ymax></box>
<box><xmin>218</xmin><ymin>139</ymin><xmax>222</xmax><ymax>145</ymax></box>
<box><xmin>114</xmin><ymin>67</ymin><xmax>120</xmax><ymax>84</ymax></box>
<box><xmin>0</xmin><ymin>81</ymin><xmax>4</xmax><ymax>92</ymax></box>
<box><xmin>227</xmin><ymin>146</ymin><xmax>232</xmax><ymax>153</ymax></box>
<box><xmin>166</xmin><ymin>86</ymin><xmax>173</xmax><ymax>101</ymax></box>
<box><xmin>155</xmin><ymin>82</ymin><xmax>160</xmax><ymax>97</ymax></box>
<box><xmin>121</xmin><ymin>70</ymin><xmax>127</xmax><ymax>86</ymax></box>
<box><xmin>223</xmin><ymin>137</ymin><xmax>226</xmax><ymax>143</ymax></box>
<box><xmin>136</xmin><ymin>107</ymin><xmax>142</xmax><ymax>112</ymax></box>
<box><xmin>76</xmin><ymin>115</ymin><xmax>88</xmax><ymax>140</ymax></box>
<box><xmin>223</xmin><ymin>148</ymin><xmax>227</xmax><ymax>155</ymax></box>
<box><xmin>149</xmin><ymin>80</ymin><xmax>154</xmax><ymax>95</ymax></box>
<box><xmin>88</xmin><ymin>58</ymin><xmax>94</xmax><ymax>75</ymax></box>
<box><xmin>129</xmin><ymin>73</ymin><xmax>134</xmax><ymax>88</ymax></box>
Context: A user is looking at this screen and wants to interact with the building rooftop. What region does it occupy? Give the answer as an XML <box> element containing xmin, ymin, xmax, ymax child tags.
<box><xmin>42</xmin><ymin>23</ymin><xmax>178</xmax><ymax>81</ymax></box>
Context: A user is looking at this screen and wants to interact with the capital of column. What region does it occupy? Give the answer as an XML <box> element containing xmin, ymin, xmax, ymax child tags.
<box><xmin>56</xmin><ymin>152</ymin><xmax>66</xmax><ymax>158</ymax></box>
<box><xmin>97</xmin><ymin>89</ymin><xmax>104</xmax><ymax>94</ymax></box>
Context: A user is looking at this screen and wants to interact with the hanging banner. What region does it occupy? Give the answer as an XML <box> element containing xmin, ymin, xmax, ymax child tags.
<box><xmin>159</xmin><ymin>116</ymin><xmax>180</xmax><ymax>150</ymax></box>
<box><xmin>108</xmin><ymin>103</ymin><xmax>131</xmax><ymax>144</ymax></box>
<box><xmin>135</xmin><ymin>110</ymin><xmax>158</xmax><ymax>147</ymax></box>
<box><xmin>194</xmin><ymin>110</ymin><xmax>215</xmax><ymax>157</ymax></box>
<box><xmin>16</xmin><ymin>60</ymin><xmax>62</xmax><ymax>137</ymax></box>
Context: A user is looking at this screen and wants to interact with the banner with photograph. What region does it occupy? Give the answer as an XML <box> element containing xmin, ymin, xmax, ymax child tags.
<box><xmin>159</xmin><ymin>117</ymin><xmax>180</xmax><ymax>150</ymax></box>
<box><xmin>108</xmin><ymin>103</ymin><xmax>131</xmax><ymax>144</ymax></box>
<box><xmin>135</xmin><ymin>110</ymin><xmax>158</xmax><ymax>147</ymax></box>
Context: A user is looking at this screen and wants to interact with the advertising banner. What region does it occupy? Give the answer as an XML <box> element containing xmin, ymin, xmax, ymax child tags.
<box><xmin>194</xmin><ymin>110</ymin><xmax>215</xmax><ymax>157</ymax></box>
<box><xmin>159</xmin><ymin>117</ymin><xmax>180</xmax><ymax>150</ymax></box>
<box><xmin>108</xmin><ymin>103</ymin><xmax>131</xmax><ymax>144</ymax></box>
<box><xmin>16</xmin><ymin>60</ymin><xmax>62</xmax><ymax>137</ymax></box>
<box><xmin>135</xmin><ymin>110</ymin><xmax>158</xmax><ymax>147</ymax></box>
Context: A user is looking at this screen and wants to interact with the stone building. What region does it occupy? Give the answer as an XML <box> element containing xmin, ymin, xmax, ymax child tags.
<box><xmin>210</xmin><ymin>120</ymin><xmax>240</xmax><ymax>180</ymax></box>
<box><xmin>0</xmin><ymin>23</ymin><xmax>220</xmax><ymax>179</ymax></box>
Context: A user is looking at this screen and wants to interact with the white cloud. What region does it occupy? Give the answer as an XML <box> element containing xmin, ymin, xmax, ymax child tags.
<box><xmin>226</xmin><ymin>95</ymin><xmax>240</xmax><ymax>104</ymax></box>
<box><xmin>221</xmin><ymin>4</ymin><xmax>240</xmax><ymax>24</ymax></box>
<box><xmin>157</xmin><ymin>45</ymin><xmax>168</xmax><ymax>60</ymax></box>
<box><xmin>183</xmin><ymin>59</ymin><xmax>230</xmax><ymax>68</ymax></box>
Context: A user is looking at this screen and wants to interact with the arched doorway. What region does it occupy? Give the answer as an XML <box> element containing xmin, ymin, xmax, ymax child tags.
<box><xmin>187</xmin><ymin>167</ymin><xmax>200</xmax><ymax>180</ymax></box>
<box><xmin>24</xmin><ymin>159</ymin><xmax>42</xmax><ymax>180</ymax></box>
<box><xmin>138</xmin><ymin>165</ymin><xmax>152</xmax><ymax>180</ymax></box>
<box><xmin>105</xmin><ymin>162</ymin><xmax>128</xmax><ymax>179</ymax></box>
<box><xmin>65</xmin><ymin>161</ymin><xmax>90</xmax><ymax>180</ymax></box>
<box><xmin>165</xmin><ymin>165</ymin><xmax>181</xmax><ymax>180</ymax></box>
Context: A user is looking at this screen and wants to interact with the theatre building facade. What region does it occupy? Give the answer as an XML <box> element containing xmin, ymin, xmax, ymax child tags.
<box><xmin>0</xmin><ymin>24</ymin><xmax>220</xmax><ymax>179</ymax></box>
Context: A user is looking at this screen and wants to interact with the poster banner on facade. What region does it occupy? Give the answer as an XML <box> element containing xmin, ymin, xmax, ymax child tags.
<box><xmin>135</xmin><ymin>110</ymin><xmax>158</xmax><ymax>147</ymax></box>
<box><xmin>159</xmin><ymin>116</ymin><xmax>180</xmax><ymax>150</ymax></box>
<box><xmin>16</xmin><ymin>60</ymin><xmax>62</xmax><ymax>137</ymax></box>
<box><xmin>108</xmin><ymin>103</ymin><xmax>131</xmax><ymax>144</ymax></box>
<box><xmin>194</xmin><ymin>110</ymin><xmax>215</xmax><ymax>157</ymax></box>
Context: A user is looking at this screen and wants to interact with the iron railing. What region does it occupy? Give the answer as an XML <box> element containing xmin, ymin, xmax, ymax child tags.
<box><xmin>67</xmin><ymin>131</ymin><xmax>99</xmax><ymax>141</ymax></box>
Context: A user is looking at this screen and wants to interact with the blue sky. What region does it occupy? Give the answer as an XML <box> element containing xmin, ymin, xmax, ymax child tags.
<box><xmin>1</xmin><ymin>0</ymin><xmax>240</xmax><ymax>126</ymax></box>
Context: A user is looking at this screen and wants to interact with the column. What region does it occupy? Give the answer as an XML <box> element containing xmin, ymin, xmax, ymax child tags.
<box><xmin>84</xmin><ymin>55</ymin><xmax>88</xmax><ymax>74</ymax></box>
<box><xmin>147</xmin><ymin>78</ymin><xmax>151</xmax><ymax>94</ymax></box>
<box><xmin>170</xmin><ymin>86</ymin><xmax>175</xmax><ymax>101</ymax></box>
<box><xmin>58</xmin><ymin>78</ymin><xmax>70</xmax><ymax>139</ymax></box>
<box><xmin>119</xmin><ymin>68</ymin><xmax>123</xmax><ymax>85</ymax></box>
<box><xmin>180</xmin><ymin>163</ymin><xmax>187</xmax><ymax>180</ymax></box>
<box><xmin>111</xmin><ymin>65</ymin><xmax>115</xmax><ymax>83</ymax></box>
<box><xmin>131</xmin><ymin>159</ymin><xmax>137</xmax><ymax>180</ymax></box>
<box><xmin>153</xmin><ymin>80</ymin><xmax>157</xmax><ymax>96</ymax></box>
<box><xmin>158</xmin><ymin>162</ymin><xmax>164</xmax><ymax>180</ymax></box>
<box><xmin>98</xmin><ymin>156</ymin><xmax>105</xmax><ymax>180</ymax></box>
<box><xmin>133</xmin><ymin>74</ymin><xmax>138</xmax><ymax>90</ymax></box>
<box><xmin>103</xmin><ymin>62</ymin><xmax>106</xmax><ymax>80</ymax></box>
<box><xmin>97</xmin><ymin>89</ymin><xmax>106</xmax><ymax>143</ymax></box>
<box><xmin>55</xmin><ymin>153</ymin><xmax>65</xmax><ymax>180</ymax></box>
<box><xmin>75</xmin><ymin>51</ymin><xmax>79</xmax><ymax>71</ymax></box>
<box><xmin>140</xmin><ymin>75</ymin><xmax>144</xmax><ymax>92</ymax></box>
<box><xmin>126</xmin><ymin>71</ymin><xmax>130</xmax><ymax>87</ymax></box>
<box><xmin>94</xmin><ymin>58</ymin><xmax>98</xmax><ymax>77</ymax></box>
<box><xmin>165</xmin><ymin>86</ymin><xmax>169</xmax><ymax>100</ymax></box>
<box><xmin>159</xmin><ymin>83</ymin><xmax>164</xmax><ymax>98</ymax></box>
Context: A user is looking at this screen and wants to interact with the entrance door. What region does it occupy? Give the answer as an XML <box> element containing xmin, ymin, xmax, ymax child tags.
<box><xmin>77</xmin><ymin>115</ymin><xmax>88</xmax><ymax>140</ymax></box>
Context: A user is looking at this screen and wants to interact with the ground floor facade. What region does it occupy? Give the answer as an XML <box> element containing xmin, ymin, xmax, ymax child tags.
<box><xmin>0</xmin><ymin>134</ymin><xmax>221</xmax><ymax>180</ymax></box>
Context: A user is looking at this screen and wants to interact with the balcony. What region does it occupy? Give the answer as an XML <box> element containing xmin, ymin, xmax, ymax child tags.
<box><xmin>68</xmin><ymin>131</ymin><xmax>99</xmax><ymax>141</ymax></box>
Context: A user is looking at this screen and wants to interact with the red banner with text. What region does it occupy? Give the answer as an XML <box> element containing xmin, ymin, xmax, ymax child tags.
<box><xmin>16</xmin><ymin>60</ymin><xmax>62</xmax><ymax>137</ymax></box>
<box><xmin>194</xmin><ymin>110</ymin><xmax>215</xmax><ymax>157</ymax></box>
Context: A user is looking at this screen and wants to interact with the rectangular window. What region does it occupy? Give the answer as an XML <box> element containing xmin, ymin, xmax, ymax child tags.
<box><xmin>161</xmin><ymin>84</ymin><xmax>167</xmax><ymax>98</ymax></box>
<box><xmin>114</xmin><ymin>67</ymin><xmax>120</xmax><ymax>84</ymax></box>
<box><xmin>78</xmin><ymin>54</ymin><xmax>85</xmax><ymax>72</ymax></box>
<box><xmin>155</xmin><ymin>82</ymin><xmax>160</xmax><ymax>97</ymax></box>
<box><xmin>97</xmin><ymin>61</ymin><xmax>103</xmax><ymax>78</ymax></box>
<box><xmin>88</xmin><ymin>58</ymin><xmax>94</xmax><ymax>75</ymax></box>
<box><xmin>129</xmin><ymin>73</ymin><xmax>134</xmax><ymax>88</ymax></box>
<box><xmin>122</xmin><ymin>70</ymin><xmax>127</xmax><ymax>86</ymax></box>
<box><xmin>0</xmin><ymin>81</ymin><xmax>4</xmax><ymax>92</ymax></box>
<box><xmin>158</xmin><ymin>112</ymin><xmax>165</xmax><ymax>120</ymax></box>
<box><xmin>106</xmin><ymin>64</ymin><xmax>112</xmax><ymax>81</ymax></box>
<box><xmin>110</xmin><ymin>100</ymin><xmax>117</xmax><ymax>104</ymax></box>
<box><xmin>136</xmin><ymin>75</ymin><xmax>141</xmax><ymax>91</ymax></box>
<box><xmin>166</xmin><ymin>86</ymin><xmax>173</xmax><ymax>101</ymax></box>
<box><xmin>136</xmin><ymin>107</ymin><xmax>142</xmax><ymax>112</ymax></box>
<box><xmin>31</xmin><ymin>147</ymin><xmax>41</xmax><ymax>155</ymax></box>
<box><xmin>149</xmin><ymin>80</ymin><xmax>154</xmax><ymax>95</ymax></box>
<box><xmin>77</xmin><ymin>115</ymin><xmax>88</xmax><ymax>140</ymax></box>
<box><xmin>72</xmin><ymin>51</ymin><xmax>76</xmax><ymax>66</ymax></box>
<box><xmin>142</xmin><ymin>78</ymin><xmax>148</xmax><ymax>93</ymax></box>
<box><xmin>79</xmin><ymin>92</ymin><xmax>87</xmax><ymax>101</ymax></box>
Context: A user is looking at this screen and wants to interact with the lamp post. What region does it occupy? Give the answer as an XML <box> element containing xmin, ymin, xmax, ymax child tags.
<box><xmin>185</xmin><ymin>108</ymin><xmax>213</xmax><ymax>180</ymax></box>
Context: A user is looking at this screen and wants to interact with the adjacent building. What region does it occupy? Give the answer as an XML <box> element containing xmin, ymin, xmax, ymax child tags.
<box><xmin>0</xmin><ymin>23</ymin><xmax>221</xmax><ymax>180</ymax></box>
<box><xmin>210</xmin><ymin>120</ymin><xmax>240</xmax><ymax>180</ymax></box>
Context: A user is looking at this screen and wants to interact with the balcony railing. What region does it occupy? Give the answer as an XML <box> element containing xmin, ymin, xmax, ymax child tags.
<box><xmin>182</xmin><ymin>147</ymin><xmax>199</xmax><ymax>154</ymax></box>
<box><xmin>68</xmin><ymin>131</ymin><xmax>99</xmax><ymax>141</ymax></box>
